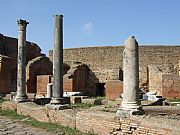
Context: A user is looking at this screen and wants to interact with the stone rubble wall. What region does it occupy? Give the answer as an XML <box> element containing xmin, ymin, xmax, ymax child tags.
<box><xmin>49</xmin><ymin>45</ymin><xmax>180</xmax><ymax>84</ymax></box>
<box><xmin>2</xmin><ymin>101</ymin><xmax>178</xmax><ymax>135</ymax></box>
<box><xmin>149</xmin><ymin>65</ymin><xmax>180</xmax><ymax>99</ymax></box>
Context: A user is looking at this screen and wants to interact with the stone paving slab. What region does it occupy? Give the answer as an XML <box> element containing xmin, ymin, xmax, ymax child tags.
<box><xmin>0</xmin><ymin>115</ymin><xmax>55</xmax><ymax>135</ymax></box>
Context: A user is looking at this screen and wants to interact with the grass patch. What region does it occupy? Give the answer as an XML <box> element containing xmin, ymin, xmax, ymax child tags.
<box><xmin>170</xmin><ymin>98</ymin><xmax>180</xmax><ymax>102</ymax></box>
<box><xmin>24</xmin><ymin>118</ymin><xmax>82</xmax><ymax>135</ymax></box>
<box><xmin>0</xmin><ymin>109</ymin><xmax>26</xmax><ymax>120</ymax></box>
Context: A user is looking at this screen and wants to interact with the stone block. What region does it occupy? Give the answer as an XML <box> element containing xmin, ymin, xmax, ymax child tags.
<box><xmin>70</xmin><ymin>96</ymin><xmax>82</xmax><ymax>104</ymax></box>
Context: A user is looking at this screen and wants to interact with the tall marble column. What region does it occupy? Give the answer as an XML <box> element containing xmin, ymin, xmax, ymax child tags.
<box><xmin>50</xmin><ymin>15</ymin><xmax>64</xmax><ymax>104</ymax></box>
<box><xmin>116</xmin><ymin>36</ymin><xmax>144</xmax><ymax>116</ymax></box>
<box><xmin>15</xmin><ymin>19</ymin><xmax>29</xmax><ymax>102</ymax></box>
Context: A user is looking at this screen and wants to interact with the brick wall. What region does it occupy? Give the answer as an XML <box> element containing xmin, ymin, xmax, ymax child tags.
<box><xmin>149</xmin><ymin>65</ymin><xmax>180</xmax><ymax>99</ymax></box>
<box><xmin>26</xmin><ymin>56</ymin><xmax>53</xmax><ymax>93</ymax></box>
<box><xmin>105</xmin><ymin>80</ymin><xmax>123</xmax><ymax>100</ymax></box>
<box><xmin>36</xmin><ymin>75</ymin><xmax>52</xmax><ymax>96</ymax></box>
<box><xmin>63</xmin><ymin>79</ymin><xmax>73</xmax><ymax>92</ymax></box>
<box><xmin>112</xmin><ymin>117</ymin><xmax>175</xmax><ymax>135</ymax></box>
<box><xmin>2</xmin><ymin>101</ymin><xmax>178</xmax><ymax>135</ymax></box>
<box><xmin>161</xmin><ymin>74</ymin><xmax>180</xmax><ymax>99</ymax></box>
<box><xmin>0</xmin><ymin>34</ymin><xmax>42</xmax><ymax>94</ymax></box>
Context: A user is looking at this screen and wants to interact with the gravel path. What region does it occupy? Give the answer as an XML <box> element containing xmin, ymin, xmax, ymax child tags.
<box><xmin>0</xmin><ymin>115</ymin><xmax>54</xmax><ymax>135</ymax></box>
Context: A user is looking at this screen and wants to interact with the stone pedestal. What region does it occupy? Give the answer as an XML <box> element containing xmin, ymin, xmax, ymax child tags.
<box><xmin>15</xmin><ymin>19</ymin><xmax>29</xmax><ymax>103</ymax></box>
<box><xmin>116</xmin><ymin>36</ymin><xmax>144</xmax><ymax>117</ymax></box>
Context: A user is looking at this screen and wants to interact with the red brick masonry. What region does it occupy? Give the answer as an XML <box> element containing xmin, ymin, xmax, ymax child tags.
<box><xmin>2</xmin><ymin>101</ymin><xmax>178</xmax><ymax>135</ymax></box>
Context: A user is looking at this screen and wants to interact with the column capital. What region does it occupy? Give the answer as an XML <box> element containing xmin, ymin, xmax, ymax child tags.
<box><xmin>17</xmin><ymin>19</ymin><xmax>29</xmax><ymax>31</ymax></box>
<box><xmin>53</xmin><ymin>14</ymin><xmax>63</xmax><ymax>18</ymax></box>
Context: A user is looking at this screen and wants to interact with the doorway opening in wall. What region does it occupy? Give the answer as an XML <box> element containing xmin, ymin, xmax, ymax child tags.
<box><xmin>95</xmin><ymin>83</ymin><xmax>105</xmax><ymax>97</ymax></box>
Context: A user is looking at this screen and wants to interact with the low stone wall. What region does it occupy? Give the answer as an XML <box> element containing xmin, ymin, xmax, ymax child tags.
<box><xmin>2</xmin><ymin>101</ymin><xmax>179</xmax><ymax>135</ymax></box>
<box><xmin>112</xmin><ymin>117</ymin><xmax>176</xmax><ymax>135</ymax></box>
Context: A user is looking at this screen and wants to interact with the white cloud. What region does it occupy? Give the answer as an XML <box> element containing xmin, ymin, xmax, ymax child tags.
<box><xmin>82</xmin><ymin>22</ymin><xmax>93</xmax><ymax>32</ymax></box>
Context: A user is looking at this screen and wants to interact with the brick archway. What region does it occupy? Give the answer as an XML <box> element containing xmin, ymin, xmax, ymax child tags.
<box><xmin>26</xmin><ymin>56</ymin><xmax>53</xmax><ymax>93</ymax></box>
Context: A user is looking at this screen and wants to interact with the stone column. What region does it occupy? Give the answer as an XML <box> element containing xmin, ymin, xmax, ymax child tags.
<box><xmin>50</xmin><ymin>15</ymin><xmax>64</xmax><ymax>104</ymax></box>
<box><xmin>116</xmin><ymin>36</ymin><xmax>144</xmax><ymax>116</ymax></box>
<box><xmin>15</xmin><ymin>19</ymin><xmax>29</xmax><ymax>102</ymax></box>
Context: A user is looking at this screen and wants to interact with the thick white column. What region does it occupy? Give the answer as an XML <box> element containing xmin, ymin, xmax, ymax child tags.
<box><xmin>116</xmin><ymin>36</ymin><xmax>144</xmax><ymax>116</ymax></box>
<box><xmin>15</xmin><ymin>19</ymin><xmax>29</xmax><ymax>102</ymax></box>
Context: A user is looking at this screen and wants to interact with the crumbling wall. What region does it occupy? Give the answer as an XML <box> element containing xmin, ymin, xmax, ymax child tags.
<box><xmin>148</xmin><ymin>65</ymin><xmax>180</xmax><ymax>99</ymax></box>
<box><xmin>63</xmin><ymin>63</ymin><xmax>97</xmax><ymax>96</ymax></box>
<box><xmin>0</xmin><ymin>34</ymin><xmax>42</xmax><ymax>94</ymax></box>
<box><xmin>148</xmin><ymin>66</ymin><xmax>163</xmax><ymax>95</ymax></box>
<box><xmin>161</xmin><ymin>74</ymin><xmax>180</xmax><ymax>99</ymax></box>
<box><xmin>26</xmin><ymin>56</ymin><xmax>53</xmax><ymax>93</ymax></box>
<box><xmin>36</xmin><ymin>63</ymin><xmax>70</xmax><ymax>96</ymax></box>
<box><xmin>0</xmin><ymin>55</ymin><xmax>11</xmax><ymax>93</ymax></box>
<box><xmin>49</xmin><ymin>45</ymin><xmax>180</xmax><ymax>85</ymax></box>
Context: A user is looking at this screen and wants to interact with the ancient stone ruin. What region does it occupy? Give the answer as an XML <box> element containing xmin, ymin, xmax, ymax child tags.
<box><xmin>0</xmin><ymin>14</ymin><xmax>180</xmax><ymax>135</ymax></box>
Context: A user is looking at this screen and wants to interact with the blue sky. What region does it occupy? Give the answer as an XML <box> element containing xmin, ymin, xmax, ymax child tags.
<box><xmin>0</xmin><ymin>0</ymin><xmax>180</xmax><ymax>55</ymax></box>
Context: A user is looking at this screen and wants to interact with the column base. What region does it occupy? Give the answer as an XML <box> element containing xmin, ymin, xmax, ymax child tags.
<box><xmin>116</xmin><ymin>101</ymin><xmax>144</xmax><ymax>117</ymax></box>
<box><xmin>116</xmin><ymin>106</ymin><xmax>144</xmax><ymax>118</ymax></box>
<box><xmin>50</xmin><ymin>97</ymin><xmax>64</xmax><ymax>104</ymax></box>
<box><xmin>47</xmin><ymin>97</ymin><xmax>70</xmax><ymax>110</ymax></box>
<box><xmin>121</xmin><ymin>101</ymin><xmax>141</xmax><ymax>109</ymax></box>
<box><xmin>14</xmin><ymin>94</ymin><xmax>28</xmax><ymax>103</ymax></box>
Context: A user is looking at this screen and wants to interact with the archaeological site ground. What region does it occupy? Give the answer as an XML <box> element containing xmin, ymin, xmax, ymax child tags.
<box><xmin>0</xmin><ymin>15</ymin><xmax>180</xmax><ymax>135</ymax></box>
